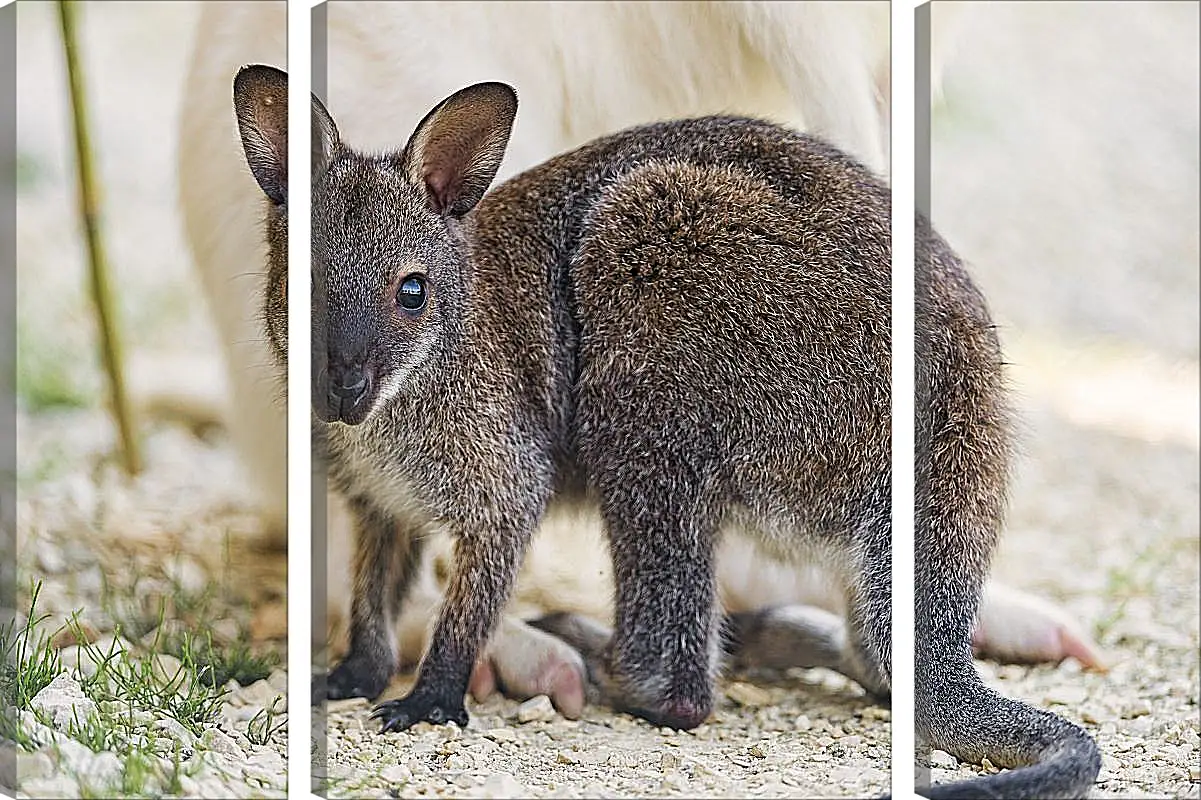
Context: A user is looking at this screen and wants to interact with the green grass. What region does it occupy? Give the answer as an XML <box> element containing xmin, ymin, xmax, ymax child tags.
<box><xmin>198</xmin><ymin>638</ymin><xmax>280</xmax><ymax>689</ymax></box>
<box><xmin>99</xmin><ymin>570</ymin><xmax>280</xmax><ymax>689</ymax></box>
<box><xmin>246</xmin><ymin>694</ymin><xmax>286</xmax><ymax>746</ymax></box>
<box><xmin>66</xmin><ymin>705</ymin><xmax>122</xmax><ymax>752</ymax></box>
<box><xmin>1</xmin><ymin>582</ymin><xmax>64</xmax><ymax>711</ymax></box>
<box><xmin>1093</xmin><ymin>544</ymin><xmax>1175</xmax><ymax>641</ymax></box>
<box><xmin>15</xmin><ymin>339</ymin><xmax>94</xmax><ymax>412</ymax></box>
<box><xmin>3</xmin><ymin>567</ymin><xmax>285</xmax><ymax>796</ymax></box>
<box><xmin>67</xmin><ymin>613</ymin><xmax>228</xmax><ymax>738</ymax></box>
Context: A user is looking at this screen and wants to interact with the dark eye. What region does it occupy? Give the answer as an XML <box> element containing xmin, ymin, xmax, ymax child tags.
<box><xmin>396</xmin><ymin>274</ymin><xmax>427</xmax><ymax>312</ymax></box>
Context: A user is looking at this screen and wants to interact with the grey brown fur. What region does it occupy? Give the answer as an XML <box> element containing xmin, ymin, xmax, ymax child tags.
<box><xmin>231</xmin><ymin>64</ymin><xmax>1100</xmax><ymax>798</ymax></box>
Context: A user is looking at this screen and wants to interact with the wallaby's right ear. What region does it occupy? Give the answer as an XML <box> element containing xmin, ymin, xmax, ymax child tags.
<box><xmin>400</xmin><ymin>82</ymin><xmax>518</xmax><ymax>219</ymax></box>
<box><xmin>234</xmin><ymin>65</ymin><xmax>289</xmax><ymax>205</ymax></box>
<box><xmin>233</xmin><ymin>64</ymin><xmax>342</xmax><ymax>205</ymax></box>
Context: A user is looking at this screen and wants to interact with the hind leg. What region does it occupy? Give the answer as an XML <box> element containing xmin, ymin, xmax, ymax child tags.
<box><xmin>585</xmin><ymin>476</ymin><xmax>722</xmax><ymax>730</ymax></box>
<box><xmin>841</xmin><ymin>514</ymin><xmax>892</xmax><ymax>699</ymax></box>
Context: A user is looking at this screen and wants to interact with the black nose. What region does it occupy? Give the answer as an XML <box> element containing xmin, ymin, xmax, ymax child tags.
<box><xmin>328</xmin><ymin>367</ymin><xmax>369</xmax><ymax>419</ymax></box>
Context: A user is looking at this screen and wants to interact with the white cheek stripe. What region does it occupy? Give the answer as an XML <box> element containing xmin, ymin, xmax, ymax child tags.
<box><xmin>369</xmin><ymin>335</ymin><xmax>436</xmax><ymax>414</ymax></box>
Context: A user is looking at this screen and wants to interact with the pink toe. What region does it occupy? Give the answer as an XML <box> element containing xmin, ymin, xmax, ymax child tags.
<box><xmin>546</xmin><ymin>662</ymin><xmax>585</xmax><ymax>720</ymax></box>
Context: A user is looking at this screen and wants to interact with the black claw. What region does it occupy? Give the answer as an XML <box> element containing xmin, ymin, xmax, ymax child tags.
<box><xmin>370</xmin><ymin>694</ymin><xmax>469</xmax><ymax>733</ymax></box>
<box><xmin>318</xmin><ymin>655</ymin><xmax>392</xmax><ymax>703</ymax></box>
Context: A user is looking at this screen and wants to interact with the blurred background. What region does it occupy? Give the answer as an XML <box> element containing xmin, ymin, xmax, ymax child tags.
<box><xmin>10</xmin><ymin>3</ymin><xmax>286</xmax><ymax>797</ymax></box>
<box><xmin>931</xmin><ymin>2</ymin><xmax>1198</xmax><ymax>795</ymax></box>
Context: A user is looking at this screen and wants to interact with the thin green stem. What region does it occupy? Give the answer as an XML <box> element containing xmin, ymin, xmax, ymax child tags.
<box><xmin>56</xmin><ymin>0</ymin><xmax>141</xmax><ymax>475</ymax></box>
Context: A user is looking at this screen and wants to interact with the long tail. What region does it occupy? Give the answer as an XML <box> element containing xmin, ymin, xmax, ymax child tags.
<box><xmin>917</xmin><ymin>663</ymin><xmax>1100</xmax><ymax>799</ymax></box>
<box><xmin>916</xmin><ymin>215</ymin><xmax>1100</xmax><ymax>799</ymax></box>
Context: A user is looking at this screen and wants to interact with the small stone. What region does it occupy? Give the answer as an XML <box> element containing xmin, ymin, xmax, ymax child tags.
<box><xmin>243</xmin><ymin>749</ymin><xmax>285</xmax><ymax>782</ymax></box>
<box><xmin>660</xmin><ymin>751</ymin><xmax>680</xmax><ymax>771</ymax></box>
<box><xmin>1126</xmin><ymin>715</ymin><xmax>1155</xmax><ymax>736</ymax></box>
<box><xmin>50</xmin><ymin>621</ymin><xmax>98</xmax><ymax>649</ymax></box>
<box><xmin>475</xmin><ymin>771</ymin><xmax>527</xmax><ymax>798</ymax></box>
<box><xmin>1044</xmin><ymin>685</ymin><xmax>1088</xmax><ymax>706</ymax></box>
<box><xmin>445</xmin><ymin>753</ymin><xmax>473</xmax><ymax>771</ymax></box>
<box><xmin>748</xmin><ymin>743</ymin><xmax>767</xmax><ymax>758</ymax></box>
<box><xmin>176</xmin><ymin>775</ymin><xmax>202</xmax><ymax>796</ymax></box>
<box><xmin>222</xmin><ymin>702</ymin><xmax>261</xmax><ymax>724</ymax></box>
<box><xmin>201</xmin><ymin>727</ymin><xmax>246</xmax><ymax>760</ymax></box>
<box><xmin>484</xmin><ymin>727</ymin><xmax>517</xmax><ymax>743</ymax></box>
<box><xmin>267</xmin><ymin>668</ymin><xmax>288</xmax><ymax>692</ymax></box>
<box><xmin>31</xmin><ymin>672</ymin><xmax>97</xmax><ymax>730</ymax></box>
<box><xmin>556</xmin><ymin>751</ymin><xmax>578</xmax><ymax>765</ymax></box>
<box><xmin>794</xmin><ymin>714</ymin><xmax>813</xmax><ymax>731</ymax></box>
<box><xmin>79</xmin><ymin>751</ymin><xmax>123</xmax><ymax>786</ymax></box>
<box><xmin>381</xmin><ymin>763</ymin><xmax>413</xmax><ymax>783</ymax></box>
<box><xmin>49</xmin><ymin>735</ymin><xmax>99</xmax><ymax>776</ymax></box>
<box><xmin>1188</xmin><ymin>764</ymin><xmax>1200</xmax><ymax>782</ymax></box>
<box><xmin>19</xmin><ymin>776</ymin><xmax>80</xmax><ymax>798</ymax></box>
<box><xmin>208</xmin><ymin>618</ymin><xmax>241</xmax><ymax>646</ymax></box>
<box><xmin>726</xmin><ymin>681</ymin><xmax>773</xmax><ymax>707</ymax></box>
<box><xmin>516</xmin><ymin>694</ymin><xmax>556</xmax><ymax>723</ymax></box>
<box><xmin>153</xmin><ymin>653</ymin><xmax>186</xmax><ymax>686</ymax></box>
<box><xmin>929</xmin><ymin>750</ymin><xmax>960</xmax><ymax>770</ymax></box>
<box><xmin>165</xmin><ymin>556</ymin><xmax>209</xmax><ymax>595</ymax></box>
<box><xmin>249</xmin><ymin>601</ymin><xmax>288</xmax><ymax>641</ymax></box>
<box><xmin>37</xmin><ymin>540</ymin><xmax>67</xmax><ymax>574</ymax></box>
<box><xmin>16</xmin><ymin>750</ymin><xmax>55</xmax><ymax>780</ymax></box>
<box><xmin>153</xmin><ymin>716</ymin><xmax>197</xmax><ymax>746</ymax></box>
<box><xmin>326</xmin><ymin>697</ymin><xmax>369</xmax><ymax>713</ymax></box>
<box><xmin>1123</xmin><ymin>700</ymin><xmax>1153</xmax><ymax>718</ymax></box>
<box><xmin>239</xmin><ymin>678</ymin><xmax>281</xmax><ymax>709</ymax></box>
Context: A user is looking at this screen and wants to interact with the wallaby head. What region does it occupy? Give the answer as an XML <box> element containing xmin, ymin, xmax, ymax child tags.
<box><xmin>234</xmin><ymin>63</ymin><xmax>518</xmax><ymax>425</ymax></box>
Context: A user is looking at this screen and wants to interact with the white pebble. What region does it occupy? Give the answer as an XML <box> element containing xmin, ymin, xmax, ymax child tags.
<box><xmin>516</xmin><ymin>694</ymin><xmax>556</xmax><ymax>723</ymax></box>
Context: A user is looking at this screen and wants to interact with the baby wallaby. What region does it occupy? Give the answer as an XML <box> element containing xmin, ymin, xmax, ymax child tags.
<box><xmin>232</xmin><ymin>65</ymin><xmax>1100</xmax><ymax>798</ymax></box>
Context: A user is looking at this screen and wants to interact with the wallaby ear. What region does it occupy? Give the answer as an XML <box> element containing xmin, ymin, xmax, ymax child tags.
<box><xmin>312</xmin><ymin>92</ymin><xmax>340</xmax><ymax>178</ymax></box>
<box><xmin>233</xmin><ymin>64</ymin><xmax>289</xmax><ymax>205</ymax></box>
<box><xmin>400</xmin><ymin>82</ymin><xmax>518</xmax><ymax>218</ymax></box>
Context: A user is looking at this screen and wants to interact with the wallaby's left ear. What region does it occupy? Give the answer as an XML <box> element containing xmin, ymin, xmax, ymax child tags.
<box><xmin>400</xmin><ymin>82</ymin><xmax>518</xmax><ymax>218</ymax></box>
<box><xmin>233</xmin><ymin>64</ymin><xmax>289</xmax><ymax>205</ymax></box>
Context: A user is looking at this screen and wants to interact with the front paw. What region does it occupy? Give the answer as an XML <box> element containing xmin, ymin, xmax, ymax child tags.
<box><xmin>371</xmin><ymin>691</ymin><xmax>469</xmax><ymax>732</ymax></box>
<box><xmin>312</xmin><ymin>654</ymin><xmax>393</xmax><ymax>704</ymax></box>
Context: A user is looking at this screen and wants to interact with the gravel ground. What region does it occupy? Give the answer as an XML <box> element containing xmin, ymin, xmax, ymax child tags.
<box><xmin>318</xmin><ymin>679</ymin><xmax>889</xmax><ymax>799</ymax></box>
<box><xmin>6</xmin><ymin>2</ymin><xmax>1198</xmax><ymax>799</ymax></box>
<box><xmin>9</xmin><ymin>408</ymin><xmax>289</xmax><ymax>798</ymax></box>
